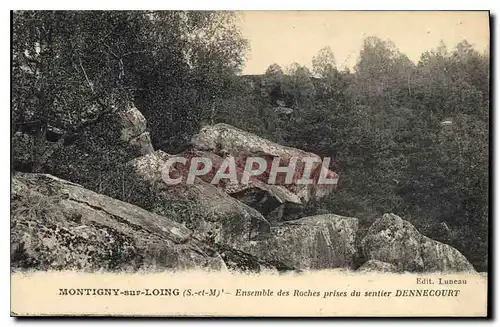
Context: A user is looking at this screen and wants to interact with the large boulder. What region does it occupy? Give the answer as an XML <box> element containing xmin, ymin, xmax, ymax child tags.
<box><xmin>118</xmin><ymin>151</ymin><xmax>271</xmax><ymax>250</ymax></box>
<box><xmin>10</xmin><ymin>172</ymin><xmax>225</xmax><ymax>272</ymax></box>
<box><xmin>191</xmin><ymin>123</ymin><xmax>317</xmax><ymax>159</ymax></box>
<box><xmin>361</xmin><ymin>213</ymin><xmax>476</xmax><ymax>273</ymax></box>
<box><xmin>190</xmin><ymin>123</ymin><xmax>339</xmax><ymax>218</ymax></box>
<box><xmin>116</xmin><ymin>106</ymin><xmax>153</xmax><ymax>155</ymax></box>
<box><xmin>214</xmin><ymin>244</ymin><xmax>294</xmax><ymax>273</ymax></box>
<box><xmin>240</xmin><ymin>214</ymin><xmax>359</xmax><ymax>270</ymax></box>
<box><xmin>229</xmin><ymin>182</ymin><xmax>304</xmax><ymax>225</ymax></box>
<box><xmin>164</xmin><ymin>149</ymin><xmax>303</xmax><ymax>224</ymax></box>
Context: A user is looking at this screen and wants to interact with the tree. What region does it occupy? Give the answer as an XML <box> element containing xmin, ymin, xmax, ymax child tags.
<box><xmin>414</xmin><ymin>39</ymin><xmax>487</xmax><ymax>118</ymax></box>
<box><xmin>284</xmin><ymin>63</ymin><xmax>315</xmax><ymax>107</ymax></box>
<box><xmin>311</xmin><ymin>46</ymin><xmax>345</xmax><ymax>104</ymax></box>
<box><xmin>261</xmin><ymin>63</ymin><xmax>285</xmax><ymax>105</ymax></box>
<box><xmin>350</xmin><ymin>36</ymin><xmax>415</xmax><ymax>106</ymax></box>
<box><xmin>399</xmin><ymin>40</ymin><xmax>490</xmax><ymax>270</ymax></box>
<box><xmin>12</xmin><ymin>11</ymin><xmax>143</xmax><ymax>171</ymax></box>
<box><xmin>130</xmin><ymin>11</ymin><xmax>249</xmax><ymax>150</ymax></box>
<box><xmin>265</xmin><ymin>63</ymin><xmax>284</xmax><ymax>76</ymax></box>
<box><xmin>12</xmin><ymin>11</ymin><xmax>250</xmax><ymax>160</ymax></box>
<box><xmin>312</xmin><ymin>46</ymin><xmax>336</xmax><ymax>78</ymax></box>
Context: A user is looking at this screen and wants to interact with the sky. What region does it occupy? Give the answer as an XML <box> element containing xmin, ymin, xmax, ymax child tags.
<box><xmin>237</xmin><ymin>11</ymin><xmax>490</xmax><ymax>75</ymax></box>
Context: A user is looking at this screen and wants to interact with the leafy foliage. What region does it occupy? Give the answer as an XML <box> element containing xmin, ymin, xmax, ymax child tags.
<box><xmin>12</xmin><ymin>10</ymin><xmax>248</xmax><ymax>159</ymax></box>
<box><xmin>227</xmin><ymin>37</ymin><xmax>489</xmax><ymax>271</ymax></box>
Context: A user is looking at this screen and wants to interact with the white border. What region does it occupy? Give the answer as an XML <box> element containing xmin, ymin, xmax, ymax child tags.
<box><xmin>4</xmin><ymin>1</ymin><xmax>499</xmax><ymax>10</ymax></box>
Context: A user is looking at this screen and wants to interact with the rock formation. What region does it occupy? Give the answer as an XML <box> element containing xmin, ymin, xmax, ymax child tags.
<box><xmin>11</xmin><ymin>172</ymin><xmax>280</xmax><ymax>273</ymax></box>
<box><xmin>122</xmin><ymin>151</ymin><xmax>271</xmax><ymax>248</ymax></box>
<box><xmin>241</xmin><ymin>214</ymin><xmax>359</xmax><ymax>270</ymax></box>
<box><xmin>11</xmin><ymin>118</ymin><xmax>478</xmax><ymax>274</ymax></box>
<box><xmin>116</xmin><ymin>106</ymin><xmax>155</xmax><ymax>156</ymax></box>
<box><xmin>189</xmin><ymin>123</ymin><xmax>339</xmax><ymax>222</ymax></box>
<box><xmin>164</xmin><ymin>148</ymin><xmax>303</xmax><ymax>223</ymax></box>
<box><xmin>361</xmin><ymin>213</ymin><xmax>475</xmax><ymax>273</ymax></box>
<box><xmin>11</xmin><ymin>172</ymin><xmax>223</xmax><ymax>272</ymax></box>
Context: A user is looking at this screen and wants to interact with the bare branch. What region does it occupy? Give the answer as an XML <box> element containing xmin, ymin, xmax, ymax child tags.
<box><xmin>78</xmin><ymin>58</ymin><xmax>95</xmax><ymax>94</ymax></box>
<box><xmin>103</xmin><ymin>42</ymin><xmax>120</xmax><ymax>59</ymax></box>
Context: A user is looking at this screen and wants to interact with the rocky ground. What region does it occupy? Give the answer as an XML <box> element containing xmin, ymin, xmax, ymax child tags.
<box><xmin>11</xmin><ymin>106</ymin><xmax>477</xmax><ymax>274</ymax></box>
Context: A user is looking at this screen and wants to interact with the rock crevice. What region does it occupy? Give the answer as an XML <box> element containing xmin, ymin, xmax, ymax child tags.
<box><xmin>11</xmin><ymin>115</ymin><xmax>477</xmax><ymax>273</ymax></box>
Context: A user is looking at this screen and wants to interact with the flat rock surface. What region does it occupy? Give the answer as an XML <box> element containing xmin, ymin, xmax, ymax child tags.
<box><xmin>241</xmin><ymin>214</ymin><xmax>359</xmax><ymax>270</ymax></box>
<box><xmin>11</xmin><ymin>172</ymin><xmax>226</xmax><ymax>272</ymax></box>
<box><xmin>361</xmin><ymin>213</ymin><xmax>476</xmax><ymax>273</ymax></box>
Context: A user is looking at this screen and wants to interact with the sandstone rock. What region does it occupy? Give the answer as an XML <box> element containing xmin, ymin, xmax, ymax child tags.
<box><xmin>116</xmin><ymin>106</ymin><xmax>154</xmax><ymax>156</ymax></box>
<box><xmin>190</xmin><ymin>123</ymin><xmax>338</xmax><ymax>211</ymax></box>
<box><xmin>229</xmin><ymin>183</ymin><xmax>304</xmax><ymax>225</ymax></box>
<box><xmin>165</xmin><ymin>149</ymin><xmax>303</xmax><ymax>223</ymax></box>
<box><xmin>11</xmin><ymin>172</ymin><xmax>225</xmax><ymax>272</ymax></box>
<box><xmin>361</xmin><ymin>213</ymin><xmax>476</xmax><ymax>273</ymax></box>
<box><xmin>122</xmin><ymin>151</ymin><xmax>271</xmax><ymax>249</ymax></box>
<box><xmin>192</xmin><ymin>123</ymin><xmax>315</xmax><ymax>159</ymax></box>
<box><xmin>117</xmin><ymin>106</ymin><xmax>148</xmax><ymax>143</ymax></box>
<box><xmin>214</xmin><ymin>244</ymin><xmax>293</xmax><ymax>274</ymax></box>
<box><xmin>241</xmin><ymin>214</ymin><xmax>359</xmax><ymax>270</ymax></box>
<box><xmin>129</xmin><ymin>132</ymin><xmax>154</xmax><ymax>156</ymax></box>
<box><xmin>357</xmin><ymin>260</ymin><xmax>398</xmax><ymax>273</ymax></box>
<box><xmin>81</xmin><ymin>105</ymin><xmax>154</xmax><ymax>157</ymax></box>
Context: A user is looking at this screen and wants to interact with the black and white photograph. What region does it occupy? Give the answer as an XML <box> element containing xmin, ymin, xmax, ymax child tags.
<box><xmin>10</xmin><ymin>9</ymin><xmax>491</xmax><ymax>317</ymax></box>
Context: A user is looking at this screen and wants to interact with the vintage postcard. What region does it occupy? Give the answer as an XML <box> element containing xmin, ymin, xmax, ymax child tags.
<box><xmin>10</xmin><ymin>10</ymin><xmax>490</xmax><ymax>317</ymax></box>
